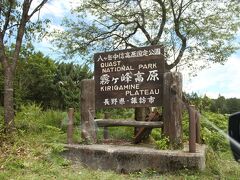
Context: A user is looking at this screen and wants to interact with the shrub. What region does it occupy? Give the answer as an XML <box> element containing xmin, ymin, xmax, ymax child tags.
<box><xmin>41</xmin><ymin>110</ymin><xmax>66</xmax><ymax>128</ymax></box>
<box><xmin>182</xmin><ymin>110</ymin><xmax>229</xmax><ymax>152</ymax></box>
<box><xmin>155</xmin><ymin>136</ymin><xmax>169</xmax><ymax>150</ymax></box>
<box><xmin>201</xmin><ymin>112</ymin><xmax>229</xmax><ymax>152</ymax></box>
<box><xmin>151</xmin><ymin>129</ymin><xmax>170</xmax><ymax>150</ymax></box>
<box><xmin>15</xmin><ymin>103</ymin><xmax>44</xmax><ymax>132</ymax></box>
<box><xmin>15</xmin><ymin>104</ymin><xmax>66</xmax><ymax>133</ymax></box>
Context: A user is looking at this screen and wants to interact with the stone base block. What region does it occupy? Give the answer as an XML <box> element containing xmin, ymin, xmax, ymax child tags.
<box><xmin>63</xmin><ymin>144</ymin><xmax>206</xmax><ymax>173</ymax></box>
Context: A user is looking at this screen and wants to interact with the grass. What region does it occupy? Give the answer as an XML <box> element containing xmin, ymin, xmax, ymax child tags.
<box><xmin>1</xmin><ymin>138</ymin><xmax>239</xmax><ymax>180</ymax></box>
<box><xmin>1</xmin><ymin>105</ymin><xmax>240</xmax><ymax>179</ymax></box>
<box><xmin>0</xmin><ymin>131</ymin><xmax>128</xmax><ymax>180</ymax></box>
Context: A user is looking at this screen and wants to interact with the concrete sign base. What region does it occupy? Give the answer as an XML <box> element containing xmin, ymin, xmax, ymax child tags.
<box><xmin>63</xmin><ymin>143</ymin><xmax>206</xmax><ymax>173</ymax></box>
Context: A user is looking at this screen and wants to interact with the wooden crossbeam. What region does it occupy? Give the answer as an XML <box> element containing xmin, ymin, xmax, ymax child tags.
<box><xmin>94</xmin><ymin>119</ymin><xmax>163</xmax><ymax>128</ymax></box>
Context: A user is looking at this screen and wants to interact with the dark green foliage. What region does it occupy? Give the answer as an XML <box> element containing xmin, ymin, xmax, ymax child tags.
<box><xmin>210</xmin><ymin>95</ymin><xmax>240</xmax><ymax>114</ymax></box>
<box><xmin>182</xmin><ymin>111</ymin><xmax>189</xmax><ymax>142</ymax></box>
<box><xmin>0</xmin><ymin>50</ymin><xmax>93</xmax><ymax>111</ymax></box>
<box><xmin>210</xmin><ymin>95</ymin><xmax>228</xmax><ymax>114</ymax></box>
<box><xmin>225</xmin><ymin>98</ymin><xmax>240</xmax><ymax>114</ymax></box>
<box><xmin>185</xmin><ymin>92</ymin><xmax>204</xmax><ymax>110</ymax></box>
<box><xmin>14</xmin><ymin>52</ymin><xmax>57</xmax><ymax>109</ymax></box>
<box><xmin>54</xmin><ymin>62</ymin><xmax>92</xmax><ymax>109</ymax></box>
<box><xmin>185</xmin><ymin>92</ymin><xmax>240</xmax><ymax>114</ymax></box>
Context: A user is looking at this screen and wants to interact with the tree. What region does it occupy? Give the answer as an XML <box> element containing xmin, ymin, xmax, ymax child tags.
<box><xmin>53</xmin><ymin>0</ymin><xmax>240</xmax><ymax>71</ymax></box>
<box><xmin>201</xmin><ymin>94</ymin><xmax>212</xmax><ymax>112</ymax></box>
<box><xmin>211</xmin><ymin>95</ymin><xmax>228</xmax><ymax>114</ymax></box>
<box><xmin>185</xmin><ymin>92</ymin><xmax>202</xmax><ymax>110</ymax></box>
<box><xmin>54</xmin><ymin>62</ymin><xmax>93</xmax><ymax>110</ymax></box>
<box><xmin>0</xmin><ymin>49</ymin><xmax>93</xmax><ymax>111</ymax></box>
<box><xmin>0</xmin><ymin>0</ymin><xmax>48</xmax><ymax>131</ymax></box>
<box><xmin>15</xmin><ymin>51</ymin><xmax>57</xmax><ymax>109</ymax></box>
<box><xmin>225</xmin><ymin>98</ymin><xmax>240</xmax><ymax>114</ymax></box>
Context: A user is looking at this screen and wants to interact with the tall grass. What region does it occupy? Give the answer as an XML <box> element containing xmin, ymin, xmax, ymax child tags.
<box><xmin>0</xmin><ymin>104</ymin><xmax>67</xmax><ymax>179</ymax></box>
<box><xmin>15</xmin><ymin>104</ymin><xmax>66</xmax><ymax>132</ymax></box>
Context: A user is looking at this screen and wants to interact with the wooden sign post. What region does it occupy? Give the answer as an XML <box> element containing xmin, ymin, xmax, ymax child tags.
<box><xmin>80</xmin><ymin>45</ymin><xmax>183</xmax><ymax>149</ymax></box>
<box><xmin>163</xmin><ymin>72</ymin><xmax>183</xmax><ymax>149</ymax></box>
<box><xmin>80</xmin><ymin>79</ymin><xmax>97</xmax><ymax>144</ymax></box>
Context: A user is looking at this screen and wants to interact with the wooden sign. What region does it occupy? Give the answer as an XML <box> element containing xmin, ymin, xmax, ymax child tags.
<box><xmin>94</xmin><ymin>45</ymin><xmax>165</xmax><ymax>108</ymax></box>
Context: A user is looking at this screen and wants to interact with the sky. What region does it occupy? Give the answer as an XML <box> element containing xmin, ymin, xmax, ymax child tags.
<box><xmin>32</xmin><ymin>0</ymin><xmax>240</xmax><ymax>99</ymax></box>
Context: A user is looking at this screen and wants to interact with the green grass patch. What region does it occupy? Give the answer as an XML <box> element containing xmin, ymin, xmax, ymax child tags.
<box><xmin>1</xmin><ymin>105</ymin><xmax>240</xmax><ymax>179</ymax></box>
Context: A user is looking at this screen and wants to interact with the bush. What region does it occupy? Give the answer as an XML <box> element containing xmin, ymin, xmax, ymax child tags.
<box><xmin>201</xmin><ymin>112</ymin><xmax>229</xmax><ymax>152</ymax></box>
<box><xmin>15</xmin><ymin>104</ymin><xmax>44</xmax><ymax>132</ymax></box>
<box><xmin>42</xmin><ymin>110</ymin><xmax>66</xmax><ymax>128</ymax></box>
<box><xmin>182</xmin><ymin>110</ymin><xmax>229</xmax><ymax>152</ymax></box>
<box><xmin>15</xmin><ymin>104</ymin><xmax>66</xmax><ymax>133</ymax></box>
<box><xmin>151</xmin><ymin>129</ymin><xmax>170</xmax><ymax>150</ymax></box>
<box><xmin>155</xmin><ymin>136</ymin><xmax>169</xmax><ymax>150</ymax></box>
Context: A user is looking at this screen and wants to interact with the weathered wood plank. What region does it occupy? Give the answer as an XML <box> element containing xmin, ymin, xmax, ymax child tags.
<box><xmin>189</xmin><ymin>105</ymin><xmax>196</xmax><ymax>153</ymax></box>
<box><xmin>163</xmin><ymin>72</ymin><xmax>183</xmax><ymax>149</ymax></box>
<box><xmin>95</xmin><ymin>119</ymin><xmax>163</xmax><ymax>128</ymax></box>
<box><xmin>67</xmin><ymin>108</ymin><xmax>74</xmax><ymax>144</ymax></box>
<box><xmin>195</xmin><ymin>111</ymin><xmax>201</xmax><ymax>144</ymax></box>
<box><xmin>80</xmin><ymin>79</ymin><xmax>97</xmax><ymax>143</ymax></box>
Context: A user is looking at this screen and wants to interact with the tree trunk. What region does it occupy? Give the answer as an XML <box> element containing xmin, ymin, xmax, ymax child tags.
<box><xmin>4</xmin><ymin>67</ymin><xmax>14</xmax><ymax>131</ymax></box>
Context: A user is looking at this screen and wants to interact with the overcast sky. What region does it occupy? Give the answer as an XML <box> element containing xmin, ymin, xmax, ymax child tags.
<box><xmin>33</xmin><ymin>0</ymin><xmax>240</xmax><ymax>99</ymax></box>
